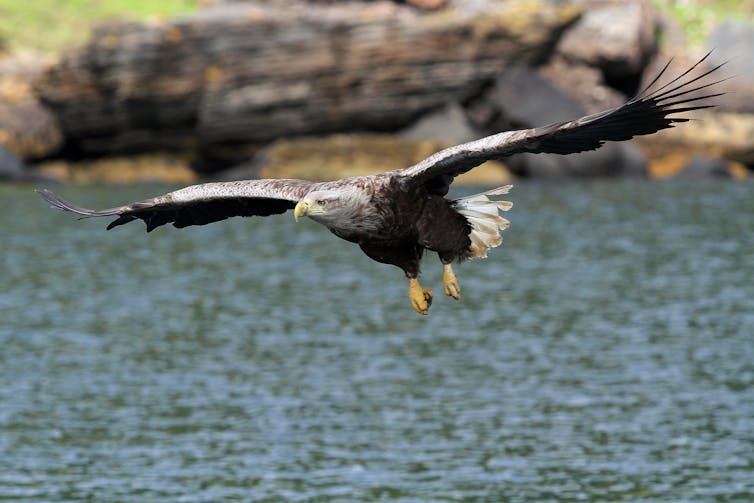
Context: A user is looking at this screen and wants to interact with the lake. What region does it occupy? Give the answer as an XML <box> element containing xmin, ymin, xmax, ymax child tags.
<box><xmin>1</xmin><ymin>180</ymin><xmax>753</xmax><ymax>501</ymax></box>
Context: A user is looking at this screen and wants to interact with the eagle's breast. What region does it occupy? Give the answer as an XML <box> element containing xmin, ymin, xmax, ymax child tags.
<box><xmin>321</xmin><ymin>175</ymin><xmax>423</xmax><ymax>244</ymax></box>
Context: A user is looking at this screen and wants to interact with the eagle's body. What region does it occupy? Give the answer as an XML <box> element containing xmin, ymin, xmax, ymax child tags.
<box><xmin>38</xmin><ymin>55</ymin><xmax>726</xmax><ymax>314</ymax></box>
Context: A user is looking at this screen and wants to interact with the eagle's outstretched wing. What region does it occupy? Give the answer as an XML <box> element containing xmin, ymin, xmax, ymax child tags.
<box><xmin>37</xmin><ymin>179</ymin><xmax>318</xmax><ymax>231</ymax></box>
<box><xmin>395</xmin><ymin>52</ymin><xmax>727</xmax><ymax>190</ymax></box>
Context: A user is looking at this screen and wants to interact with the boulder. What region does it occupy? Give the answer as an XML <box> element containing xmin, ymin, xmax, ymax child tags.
<box><xmin>556</xmin><ymin>0</ymin><xmax>656</xmax><ymax>83</ymax></box>
<box><xmin>0</xmin><ymin>145</ymin><xmax>26</xmax><ymax>181</ymax></box>
<box><xmin>673</xmin><ymin>155</ymin><xmax>731</xmax><ymax>179</ymax></box>
<box><xmin>0</xmin><ymin>52</ymin><xmax>62</xmax><ymax>160</ymax></box>
<box><xmin>505</xmin><ymin>140</ymin><xmax>646</xmax><ymax>178</ymax></box>
<box><xmin>0</xmin><ymin>87</ymin><xmax>63</xmax><ymax>161</ymax></box>
<box><xmin>399</xmin><ymin>102</ymin><xmax>483</xmax><ymax>144</ymax></box>
<box><xmin>467</xmin><ymin>63</ymin><xmax>646</xmax><ymax>177</ymax></box>
<box><xmin>467</xmin><ymin>64</ymin><xmax>585</xmax><ymax>131</ymax></box>
<box><xmin>708</xmin><ymin>20</ymin><xmax>754</xmax><ymax>114</ymax></box>
<box><xmin>538</xmin><ymin>55</ymin><xmax>625</xmax><ymax>114</ymax></box>
<box><xmin>33</xmin><ymin>0</ymin><xmax>579</xmax><ymax>166</ymax></box>
<box><xmin>0</xmin><ymin>145</ymin><xmax>49</xmax><ymax>182</ymax></box>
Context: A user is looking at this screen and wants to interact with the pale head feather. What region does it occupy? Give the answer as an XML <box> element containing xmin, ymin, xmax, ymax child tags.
<box><xmin>301</xmin><ymin>187</ymin><xmax>371</xmax><ymax>228</ymax></box>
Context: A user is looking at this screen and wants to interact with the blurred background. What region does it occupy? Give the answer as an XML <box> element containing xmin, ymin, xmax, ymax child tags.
<box><xmin>1</xmin><ymin>2</ymin><xmax>753</xmax><ymax>501</ymax></box>
<box><xmin>0</xmin><ymin>0</ymin><xmax>753</xmax><ymax>183</ymax></box>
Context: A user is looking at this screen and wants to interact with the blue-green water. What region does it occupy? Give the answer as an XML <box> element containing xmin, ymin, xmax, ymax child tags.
<box><xmin>1</xmin><ymin>180</ymin><xmax>753</xmax><ymax>501</ymax></box>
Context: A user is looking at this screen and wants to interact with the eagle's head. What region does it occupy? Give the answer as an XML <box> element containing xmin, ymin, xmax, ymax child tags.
<box><xmin>294</xmin><ymin>189</ymin><xmax>362</xmax><ymax>226</ymax></box>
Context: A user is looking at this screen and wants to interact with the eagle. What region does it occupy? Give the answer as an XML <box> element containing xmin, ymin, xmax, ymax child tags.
<box><xmin>38</xmin><ymin>54</ymin><xmax>725</xmax><ymax>315</ymax></box>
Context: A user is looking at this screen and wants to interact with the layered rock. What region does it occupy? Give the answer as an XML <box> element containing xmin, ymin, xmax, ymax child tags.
<box><xmin>14</xmin><ymin>0</ymin><xmax>750</xmax><ymax>183</ymax></box>
<box><xmin>34</xmin><ymin>0</ymin><xmax>579</xmax><ymax>163</ymax></box>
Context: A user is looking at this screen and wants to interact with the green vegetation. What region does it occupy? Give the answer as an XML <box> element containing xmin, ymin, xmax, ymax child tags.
<box><xmin>654</xmin><ymin>0</ymin><xmax>754</xmax><ymax>46</ymax></box>
<box><xmin>0</xmin><ymin>0</ymin><xmax>199</xmax><ymax>54</ymax></box>
<box><xmin>1</xmin><ymin>0</ymin><xmax>753</xmax><ymax>55</ymax></box>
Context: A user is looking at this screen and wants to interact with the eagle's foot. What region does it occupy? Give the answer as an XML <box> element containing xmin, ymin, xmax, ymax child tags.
<box><xmin>442</xmin><ymin>263</ymin><xmax>461</xmax><ymax>300</ymax></box>
<box><xmin>408</xmin><ymin>278</ymin><xmax>433</xmax><ymax>315</ymax></box>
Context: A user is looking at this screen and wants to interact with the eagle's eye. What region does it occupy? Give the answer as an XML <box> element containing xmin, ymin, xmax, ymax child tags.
<box><xmin>317</xmin><ymin>199</ymin><xmax>327</xmax><ymax>206</ymax></box>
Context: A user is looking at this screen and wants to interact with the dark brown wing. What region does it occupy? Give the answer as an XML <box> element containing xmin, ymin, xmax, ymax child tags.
<box><xmin>394</xmin><ymin>52</ymin><xmax>728</xmax><ymax>189</ymax></box>
<box><xmin>37</xmin><ymin>179</ymin><xmax>318</xmax><ymax>231</ymax></box>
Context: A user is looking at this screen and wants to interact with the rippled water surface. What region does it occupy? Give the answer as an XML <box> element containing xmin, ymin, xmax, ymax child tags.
<box><xmin>1</xmin><ymin>180</ymin><xmax>753</xmax><ymax>501</ymax></box>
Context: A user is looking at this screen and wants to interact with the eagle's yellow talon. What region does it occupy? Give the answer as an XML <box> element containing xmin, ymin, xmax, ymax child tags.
<box><xmin>409</xmin><ymin>278</ymin><xmax>433</xmax><ymax>315</ymax></box>
<box><xmin>442</xmin><ymin>264</ymin><xmax>461</xmax><ymax>300</ymax></box>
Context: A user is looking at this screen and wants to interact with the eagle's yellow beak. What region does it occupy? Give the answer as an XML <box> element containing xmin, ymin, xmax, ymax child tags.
<box><xmin>294</xmin><ymin>200</ymin><xmax>309</xmax><ymax>221</ymax></box>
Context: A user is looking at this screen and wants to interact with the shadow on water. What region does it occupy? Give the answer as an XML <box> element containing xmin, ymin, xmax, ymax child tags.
<box><xmin>1</xmin><ymin>180</ymin><xmax>753</xmax><ymax>500</ymax></box>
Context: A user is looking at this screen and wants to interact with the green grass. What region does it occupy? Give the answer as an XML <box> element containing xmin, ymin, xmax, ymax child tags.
<box><xmin>654</xmin><ymin>0</ymin><xmax>754</xmax><ymax>46</ymax></box>
<box><xmin>0</xmin><ymin>0</ymin><xmax>199</xmax><ymax>54</ymax></box>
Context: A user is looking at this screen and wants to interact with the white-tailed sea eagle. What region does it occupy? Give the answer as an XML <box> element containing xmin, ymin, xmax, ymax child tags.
<box><xmin>38</xmin><ymin>54</ymin><xmax>726</xmax><ymax>314</ymax></box>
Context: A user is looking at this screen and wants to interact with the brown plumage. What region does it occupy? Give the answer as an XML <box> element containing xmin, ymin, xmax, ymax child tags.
<box><xmin>38</xmin><ymin>54</ymin><xmax>726</xmax><ymax>314</ymax></box>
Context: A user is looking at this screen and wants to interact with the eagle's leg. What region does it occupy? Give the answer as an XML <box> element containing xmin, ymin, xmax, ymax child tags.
<box><xmin>358</xmin><ymin>242</ymin><xmax>431</xmax><ymax>315</ymax></box>
<box><xmin>442</xmin><ymin>262</ymin><xmax>461</xmax><ymax>300</ymax></box>
<box><xmin>408</xmin><ymin>277</ymin><xmax>433</xmax><ymax>316</ymax></box>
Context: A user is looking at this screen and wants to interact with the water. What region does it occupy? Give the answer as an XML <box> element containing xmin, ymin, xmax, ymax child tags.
<box><xmin>1</xmin><ymin>180</ymin><xmax>753</xmax><ymax>501</ymax></box>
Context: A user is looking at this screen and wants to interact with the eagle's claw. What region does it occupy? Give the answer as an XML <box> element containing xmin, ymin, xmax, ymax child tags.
<box><xmin>409</xmin><ymin>278</ymin><xmax>433</xmax><ymax>315</ymax></box>
<box><xmin>442</xmin><ymin>264</ymin><xmax>461</xmax><ymax>300</ymax></box>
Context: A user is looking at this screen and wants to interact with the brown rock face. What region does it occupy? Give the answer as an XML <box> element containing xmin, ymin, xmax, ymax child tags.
<box><xmin>0</xmin><ymin>53</ymin><xmax>62</xmax><ymax>160</ymax></box>
<box><xmin>0</xmin><ymin>85</ymin><xmax>63</xmax><ymax>160</ymax></box>
<box><xmin>33</xmin><ymin>0</ymin><xmax>579</xmax><ymax>164</ymax></box>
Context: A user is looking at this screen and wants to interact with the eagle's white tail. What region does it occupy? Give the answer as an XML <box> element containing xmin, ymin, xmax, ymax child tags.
<box><xmin>452</xmin><ymin>185</ymin><xmax>513</xmax><ymax>260</ymax></box>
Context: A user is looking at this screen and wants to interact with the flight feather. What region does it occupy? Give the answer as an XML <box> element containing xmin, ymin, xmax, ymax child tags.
<box><xmin>37</xmin><ymin>179</ymin><xmax>318</xmax><ymax>232</ymax></box>
<box><xmin>395</xmin><ymin>52</ymin><xmax>727</xmax><ymax>189</ymax></box>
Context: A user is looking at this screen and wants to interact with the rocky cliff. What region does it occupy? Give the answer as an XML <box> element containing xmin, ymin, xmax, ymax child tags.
<box><xmin>0</xmin><ymin>0</ymin><xmax>751</xmax><ymax>182</ymax></box>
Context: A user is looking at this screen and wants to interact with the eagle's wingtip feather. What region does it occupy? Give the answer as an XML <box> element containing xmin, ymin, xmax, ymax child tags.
<box><xmin>36</xmin><ymin>188</ymin><xmax>73</xmax><ymax>212</ymax></box>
